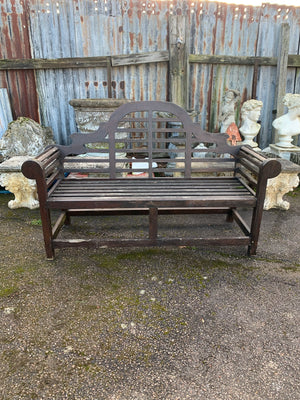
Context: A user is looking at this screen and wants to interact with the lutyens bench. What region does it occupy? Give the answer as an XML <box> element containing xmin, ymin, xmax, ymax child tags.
<box><xmin>22</xmin><ymin>101</ymin><xmax>281</xmax><ymax>259</ymax></box>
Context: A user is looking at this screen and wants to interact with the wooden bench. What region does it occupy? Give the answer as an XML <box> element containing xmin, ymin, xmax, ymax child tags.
<box><xmin>21</xmin><ymin>101</ymin><xmax>281</xmax><ymax>259</ymax></box>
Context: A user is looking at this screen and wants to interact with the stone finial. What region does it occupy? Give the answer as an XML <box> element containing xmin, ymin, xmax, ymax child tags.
<box><xmin>273</xmin><ymin>93</ymin><xmax>300</xmax><ymax>148</ymax></box>
<box><xmin>240</xmin><ymin>99</ymin><xmax>263</xmax><ymax>148</ymax></box>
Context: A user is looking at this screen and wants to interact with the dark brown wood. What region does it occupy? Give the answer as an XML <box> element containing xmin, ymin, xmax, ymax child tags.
<box><xmin>149</xmin><ymin>207</ymin><xmax>158</xmax><ymax>241</ymax></box>
<box><xmin>53</xmin><ymin>237</ymin><xmax>251</xmax><ymax>249</ymax></box>
<box><xmin>248</xmin><ymin>159</ymin><xmax>281</xmax><ymax>255</ymax></box>
<box><xmin>52</xmin><ymin>212</ymin><xmax>67</xmax><ymax>239</ymax></box>
<box><xmin>232</xmin><ymin>209</ymin><xmax>251</xmax><ymax>236</ymax></box>
<box><xmin>21</xmin><ymin>101</ymin><xmax>281</xmax><ymax>259</ymax></box>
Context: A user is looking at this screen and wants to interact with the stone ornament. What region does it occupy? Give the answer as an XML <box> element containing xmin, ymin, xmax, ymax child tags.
<box><xmin>240</xmin><ymin>99</ymin><xmax>263</xmax><ymax>148</ymax></box>
<box><xmin>0</xmin><ymin>172</ymin><xmax>39</xmax><ymax>209</ymax></box>
<box><xmin>262</xmin><ymin>157</ymin><xmax>300</xmax><ymax>211</ymax></box>
<box><xmin>273</xmin><ymin>93</ymin><xmax>300</xmax><ymax>148</ymax></box>
<box><xmin>219</xmin><ymin>89</ymin><xmax>240</xmax><ymax>134</ymax></box>
<box><xmin>0</xmin><ymin>117</ymin><xmax>54</xmax><ymax>160</ymax></box>
<box><xmin>0</xmin><ymin>156</ymin><xmax>39</xmax><ymax>209</ymax></box>
<box><xmin>69</xmin><ymin>98</ymin><xmax>132</xmax><ymax>134</ymax></box>
<box><xmin>264</xmin><ymin>172</ymin><xmax>299</xmax><ymax>210</ymax></box>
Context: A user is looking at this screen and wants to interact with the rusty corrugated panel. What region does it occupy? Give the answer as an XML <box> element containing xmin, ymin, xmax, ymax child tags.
<box><xmin>27</xmin><ymin>0</ymin><xmax>121</xmax><ymax>143</ymax></box>
<box><xmin>189</xmin><ymin>2</ymin><xmax>300</xmax><ymax>149</ymax></box>
<box><xmin>278</xmin><ymin>4</ymin><xmax>300</xmax><ymax>146</ymax></box>
<box><xmin>27</xmin><ymin>0</ymin><xmax>170</xmax><ymax>144</ymax></box>
<box><xmin>113</xmin><ymin>1</ymin><xmax>169</xmax><ymax>102</ymax></box>
<box><xmin>2</xmin><ymin>0</ymin><xmax>300</xmax><ymax>146</ymax></box>
<box><xmin>254</xmin><ymin>4</ymin><xmax>299</xmax><ymax>148</ymax></box>
<box><xmin>0</xmin><ymin>88</ymin><xmax>13</xmax><ymax>137</ymax></box>
<box><xmin>190</xmin><ymin>2</ymin><xmax>262</xmax><ymax>132</ymax></box>
<box><xmin>0</xmin><ymin>0</ymin><xmax>39</xmax><ymax>121</ymax></box>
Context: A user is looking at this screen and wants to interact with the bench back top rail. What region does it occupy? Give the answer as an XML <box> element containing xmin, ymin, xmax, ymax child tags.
<box><xmin>55</xmin><ymin>101</ymin><xmax>241</xmax><ymax>179</ymax></box>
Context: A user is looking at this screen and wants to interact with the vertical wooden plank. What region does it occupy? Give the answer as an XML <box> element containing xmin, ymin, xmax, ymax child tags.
<box><xmin>168</xmin><ymin>15</ymin><xmax>189</xmax><ymax>108</ymax></box>
<box><xmin>107</xmin><ymin>57</ymin><xmax>112</xmax><ymax>98</ymax></box>
<box><xmin>255</xmin><ymin>5</ymin><xmax>281</xmax><ymax>149</ymax></box>
<box><xmin>273</xmin><ymin>23</ymin><xmax>290</xmax><ymax>143</ymax></box>
<box><xmin>275</xmin><ymin>23</ymin><xmax>290</xmax><ymax>114</ymax></box>
<box><xmin>275</xmin><ymin>23</ymin><xmax>290</xmax><ymax>118</ymax></box>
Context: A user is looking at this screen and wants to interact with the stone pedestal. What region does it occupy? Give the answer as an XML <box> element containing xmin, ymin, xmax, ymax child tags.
<box><xmin>69</xmin><ymin>98</ymin><xmax>133</xmax><ymax>156</ymax></box>
<box><xmin>0</xmin><ymin>156</ymin><xmax>39</xmax><ymax>209</ymax></box>
<box><xmin>69</xmin><ymin>98</ymin><xmax>132</xmax><ymax>133</ymax></box>
<box><xmin>264</xmin><ymin>157</ymin><xmax>300</xmax><ymax>211</ymax></box>
<box><xmin>269</xmin><ymin>144</ymin><xmax>300</xmax><ymax>161</ymax></box>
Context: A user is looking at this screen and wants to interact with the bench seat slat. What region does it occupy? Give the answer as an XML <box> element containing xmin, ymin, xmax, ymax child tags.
<box><xmin>50</xmin><ymin>179</ymin><xmax>253</xmax><ymax>196</ymax></box>
<box><xmin>53</xmin><ymin>187</ymin><xmax>250</xmax><ymax>194</ymax></box>
<box><xmin>48</xmin><ymin>198</ymin><xmax>256</xmax><ymax>210</ymax></box>
<box><xmin>47</xmin><ymin>178</ymin><xmax>257</xmax><ymax>209</ymax></box>
<box><xmin>54</xmin><ymin>186</ymin><xmax>249</xmax><ymax>193</ymax></box>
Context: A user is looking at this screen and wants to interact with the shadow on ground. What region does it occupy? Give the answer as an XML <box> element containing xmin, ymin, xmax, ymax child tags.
<box><xmin>0</xmin><ymin>191</ymin><xmax>299</xmax><ymax>399</ymax></box>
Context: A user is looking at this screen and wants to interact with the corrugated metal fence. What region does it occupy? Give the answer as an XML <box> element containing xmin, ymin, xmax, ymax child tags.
<box><xmin>0</xmin><ymin>0</ymin><xmax>300</xmax><ymax>147</ymax></box>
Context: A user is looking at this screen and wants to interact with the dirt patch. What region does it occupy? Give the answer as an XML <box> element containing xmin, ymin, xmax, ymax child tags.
<box><xmin>0</xmin><ymin>192</ymin><xmax>299</xmax><ymax>399</ymax></box>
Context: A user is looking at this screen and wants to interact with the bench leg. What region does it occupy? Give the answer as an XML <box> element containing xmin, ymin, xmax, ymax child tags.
<box><xmin>248</xmin><ymin>205</ymin><xmax>263</xmax><ymax>256</ymax></box>
<box><xmin>226</xmin><ymin>208</ymin><xmax>234</xmax><ymax>223</ymax></box>
<box><xmin>40</xmin><ymin>207</ymin><xmax>55</xmax><ymax>260</ymax></box>
<box><xmin>149</xmin><ymin>207</ymin><xmax>158</xmax><ymax>242</ymax></box>
<box><xmin>65</xmin><ymin>211</ymin><xmax>71</xmax><ymax>225</ymax></box>
<box><xmin>248</xmin><ymin>241</ymin><xmax>257</xmax><ymax>256</ymax></box>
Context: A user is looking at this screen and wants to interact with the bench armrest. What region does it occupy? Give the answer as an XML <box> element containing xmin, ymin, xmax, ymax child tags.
<box><xmin>236</xmin><ymin>145</ymin><xmax>281</xmax><ymax>198</ymax></box>
<box><xmin>22</xmin><ymin>146</ymin><xmax>62</xmax><ymax>205</ymax></box>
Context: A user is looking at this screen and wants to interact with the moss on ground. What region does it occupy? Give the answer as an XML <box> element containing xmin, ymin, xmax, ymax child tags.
<box><xmin>0</xmin><ymin>191</ymin><xmax>299</xmax><ymax>397</ymax></box>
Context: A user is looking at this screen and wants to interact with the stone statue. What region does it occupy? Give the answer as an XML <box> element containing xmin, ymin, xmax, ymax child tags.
<box><xmin>0</xmin><ymin>156</ymin><xmax>40</xmax><ymax>209</ymax></box>
<box><xmin>219</xmin><ymin>89</ymin><xmax>240</xmax><ymax>133</ymax></box>
<box><xmin>0</xmin><ymin>172</ymin><xmax>39</xmax><ymax>209</ymax></box>
<box><xmin>273</xmin><ymin>93</ymin><xmax>300</xmax><ymax>148</ymax></box>
<box><xmin>239</xmin><ymin>99</ymin><xmax>263</xmax><ymax>148</ymax></box>
<box><xmin>264</xmin><ymin>172</ymin><xmax>299</xmax><ymax>211</ymax></box>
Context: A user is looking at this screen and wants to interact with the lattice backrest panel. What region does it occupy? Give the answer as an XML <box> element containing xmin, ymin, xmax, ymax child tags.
<box><xmin>57</xmin><ymin>101</ymin><xmax>241</xmax><ymax>179</ymax></box>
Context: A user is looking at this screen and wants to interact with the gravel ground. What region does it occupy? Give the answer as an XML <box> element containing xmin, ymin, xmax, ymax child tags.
<box><xmin>0</xmin><ymin>190</ymin><xmax>299</xmax><ymax>400</ymax></box>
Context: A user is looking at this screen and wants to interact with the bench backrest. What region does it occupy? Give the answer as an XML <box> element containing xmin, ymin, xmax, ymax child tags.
<box><xmin>56</xmin><ymin>101</ymin><xmax>242</xmax><ymax>179</ymax></box>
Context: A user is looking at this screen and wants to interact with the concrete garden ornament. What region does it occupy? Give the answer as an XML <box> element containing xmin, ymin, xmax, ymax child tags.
<box><xmin>0</xmin><ymin>156</ymin><xmax>39</xmax><ymax>209</ymax></box>
<box><xmin>219</xmin><ymin>89</ymin><xmax>240</xmax><ymax>134</ymax></box>
<box><xmin>0</xmin><ymin>171</ymin><xmax>39</xmax><ymax>209</ymax></box>
<box><xmin>239</xmin><ymin>99</ymin><xmax>263</xmax><ymax>149</ymax></box>
<box><xmin>273</xmin><ymin>93</ymin><xmax>300</xmax><ymax>148</ymax></box>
